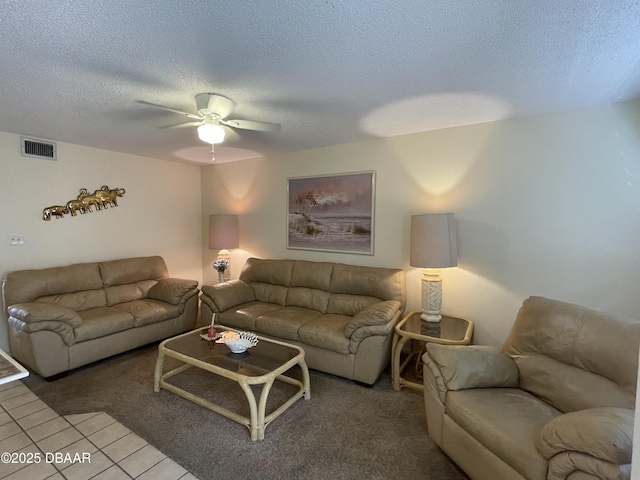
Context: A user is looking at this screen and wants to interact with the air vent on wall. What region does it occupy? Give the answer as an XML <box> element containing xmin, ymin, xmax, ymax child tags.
<box><xmin>21</xmin><ymin>137</ymin><xmax>57</xmax><ymax>160</ymax></box>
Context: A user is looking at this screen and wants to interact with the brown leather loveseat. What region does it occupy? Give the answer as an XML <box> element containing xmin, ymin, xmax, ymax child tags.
<box><xmin>3</xmin><ymin>256</ymin><xmax>199</xmax><ymax>378</ymax></box>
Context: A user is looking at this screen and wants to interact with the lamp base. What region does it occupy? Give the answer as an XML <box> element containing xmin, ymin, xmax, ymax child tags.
<box><xmin>217</xmin><ymin>250</ymin><xmax>231</xmax><ymax>281</ymax></box>
<box><xmin>420</xmin><ymin>269</ymin><xmax>442</xmax><ymax>323</ymax></box>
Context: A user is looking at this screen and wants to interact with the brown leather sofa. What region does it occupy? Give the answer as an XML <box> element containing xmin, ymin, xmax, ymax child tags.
<box><xmin>200</xmin><ymin>257</ymin><xmax>406</xmax><ymax>385</ymax></box>
<box><xmin>2</xmin><ymin>256</ymin><xmax>199</xmax><ymax>378</ymax></box>
<box><xmin>422</xmin><ymin>296</ymin><xmax>638</xmax><ymax>480</ymax></box>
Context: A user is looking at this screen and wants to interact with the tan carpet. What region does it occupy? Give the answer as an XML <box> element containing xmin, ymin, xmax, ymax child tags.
<box><xmin>23</xmin><ymin>343</ymin><xmax>469</xmax><ymax>480</ymax></box>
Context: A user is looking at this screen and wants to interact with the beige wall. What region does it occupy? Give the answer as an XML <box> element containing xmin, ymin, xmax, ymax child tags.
<box><xmin>0</xmin><ymin>132</ymin><xmax>203</xmax><ymax>350</ymax></box>
<box><xmin>201</xmin><ymin>99</ymin><xmax>640</xmax><ymax>346</ymax></box>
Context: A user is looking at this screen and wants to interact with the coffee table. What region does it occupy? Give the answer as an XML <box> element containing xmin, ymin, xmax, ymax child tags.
<box><xmin>154</xmin><ymin>325</ymin><xmax>310</xmax><ymax>441</ymax></box>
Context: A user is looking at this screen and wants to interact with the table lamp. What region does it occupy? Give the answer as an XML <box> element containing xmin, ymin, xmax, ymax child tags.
<box><xmin>208</xmin><ymin>214</ymin><xmax>239</xmax><ymax>281</ymax></box>
<box><xmin>410</xmin><ymin>213</ymin><xmax>457</xmax><ymax>322</ymax></box>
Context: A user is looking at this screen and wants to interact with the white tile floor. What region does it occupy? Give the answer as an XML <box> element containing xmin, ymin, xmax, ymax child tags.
<box><xmin>0</xmin><ymin>381</ymin><xmax>199</xmax><ymax>480</ymax></box>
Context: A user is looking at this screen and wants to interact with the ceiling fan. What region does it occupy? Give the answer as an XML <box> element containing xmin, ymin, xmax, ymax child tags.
<box><xmin>137</xmin><ymin>93</ymin><xmax>281</xmax><ymax>160</ymax></box>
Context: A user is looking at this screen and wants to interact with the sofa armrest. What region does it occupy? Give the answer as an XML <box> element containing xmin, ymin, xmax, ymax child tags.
<box><xmin>148</xmin><ymin>278</ymin><xmax>199</xmax><ymax>306</ymax></box>
<box><xmin>344</xmin><ymin>300</ymin><xmax>402</xmax><ymax>337</ymax></box>
<box><xmin>7</xmin><ymin>303</ymin><xmax>80</xmax><ymax>346</ymax></box>
<box><xmin>423</xmin><ymin>344</ymin><xmax>519</xmax><ymax>394</ymax></box>
<box><xmin>537</xmin><ymin>407</ymin><xmax>633</xmax><ymax>465</ymax></box>
<box><xmin>200</xmin><ymin>280</ymin><xmax>256</xmax><ymax>313</ymax></box>
<box><xmin>8</xmin><ymin>302</ymin><xmax>82</xmax><ymax>327</ymax></box>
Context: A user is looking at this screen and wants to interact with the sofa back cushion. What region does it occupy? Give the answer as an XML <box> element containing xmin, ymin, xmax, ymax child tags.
<box><xmin>3</xmin><ymin>263</ymin><xmax>104</xmax><ymax>308</ymax></box>
<box><xmin>104</xmin><ymin>280</ymin><xmax>157</xmax><ymax>306</ymax></box>
<box><xmin>502</xmin><ymin>296</ymin><xmax>640</xmax><ymax>412</ymax></box>
<box><xmin>240</xmin><ymin>258</ymin><xmax>294</xmax><ymax>286</ymax></box>
<box><xmin>287</xmin><ymin>260</ymin><xmax>333</xmax><ymax>312</ymax></box>
<box><xmin>239</xmin><ymin>258</ymin><xmax>406</xmax><ymax>316</ymax></box>
<box><xmin>240</xmin><ymin>258</ymin><xmax>294</xmax><ymax>306</ymax></box>
<box><xmin>36</xmin><ymin>290</ymin><xmax>107</xmax><ymax>311</ymax></box>
<box><xmin>99</xmin><ymin>256</ymin><xmax>168</xmax><ymax>286</ymax></box>
<box><xmin>328</xmin><ymin>263</ymin><xmax>406</xmax><ymax>314</ymax></box>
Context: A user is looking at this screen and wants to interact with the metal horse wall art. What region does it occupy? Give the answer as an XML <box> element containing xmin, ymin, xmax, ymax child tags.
<box><xmin>42</xmin><ymin>186</ymin><xmax>126</xmax><ymax>220</ymax></box>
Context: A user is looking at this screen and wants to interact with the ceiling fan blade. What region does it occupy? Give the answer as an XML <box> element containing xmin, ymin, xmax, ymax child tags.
<box><xmin>159</xmin><ymin>120</ymin><xmax>204</xmax><ymax>129</ymax></box>
<box><xmin>221</xmin><ymin>118</ymin><xmax>281</xmax><ymax>132</ymax></box>
<box><xmin>136</xmin><ymin>100</ymin><xmax>202</xmax><ymax>120</ymax></box>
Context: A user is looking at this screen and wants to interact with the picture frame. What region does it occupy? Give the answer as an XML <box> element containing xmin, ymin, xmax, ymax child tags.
<box><xmin>287</xmin><ymin>171</ymin><xmax>375</xmax><ymax>255</ymax></box>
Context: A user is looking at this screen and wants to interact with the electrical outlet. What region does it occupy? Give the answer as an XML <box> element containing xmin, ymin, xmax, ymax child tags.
<box><xmin>8</xmin><ymin>234</ymin><xmax>24</xmax><ymax>246</ymax></box>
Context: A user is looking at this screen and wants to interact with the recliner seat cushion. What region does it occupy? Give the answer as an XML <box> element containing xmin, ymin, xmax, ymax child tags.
<box><xmin>446</xmin><ymin>388</ymin><xmax>561</xmax><ymax>480</ymax></box>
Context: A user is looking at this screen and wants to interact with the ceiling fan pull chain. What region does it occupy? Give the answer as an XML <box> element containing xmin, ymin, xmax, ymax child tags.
<box><xmin>210</xmin><ymin>144</ymin><xmax>216</xmax><ymax>162</ymax></box>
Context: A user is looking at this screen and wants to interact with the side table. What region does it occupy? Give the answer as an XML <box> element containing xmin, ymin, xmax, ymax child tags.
<box><xmin>392</xmin><ymin>311</ymin><xmax>473</xmax><ymax>391</ymax></box>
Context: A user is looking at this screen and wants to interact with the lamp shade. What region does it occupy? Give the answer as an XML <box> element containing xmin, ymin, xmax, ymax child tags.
<box><xmin>208</xmin><ymin>215</ymin><xmax>239</xmax><ymax>250</ymax></box>
<box><xmin>410</xmin><ymin>213</ymin><xmax>457</xmax><ymax>268</ymax></box>
<box><xmin>198</xmin><ymin>123</ymin><xmax>226</xmax><ymax>144</ymax></box>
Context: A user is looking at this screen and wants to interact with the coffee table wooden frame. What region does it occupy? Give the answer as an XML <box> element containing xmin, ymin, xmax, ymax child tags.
<box><xmin>154</xmin><ymin>326</ymin><xmax>311</xmax><ymax>441</ymax></box>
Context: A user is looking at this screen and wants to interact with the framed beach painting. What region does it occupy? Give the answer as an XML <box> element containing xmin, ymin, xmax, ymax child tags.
<box><xmin>287</xmin><ymin>171</ymin><xmax>375</xmax><ymax>255</ymax></box>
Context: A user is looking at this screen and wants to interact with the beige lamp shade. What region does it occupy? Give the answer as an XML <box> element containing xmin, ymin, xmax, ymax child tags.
<box><xmin>208</xmin><ymin>215</ymin><xmax>239</xmax><ymax>250</ymax></box>
<box><xmin>410</xmin><ymin>213</ymin><xmax>457</xmax><ymax>268</ymax></box>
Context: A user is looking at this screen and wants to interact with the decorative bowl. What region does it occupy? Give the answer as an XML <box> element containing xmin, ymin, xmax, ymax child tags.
<box><xmin>219</xmin><ymin>331</ymin><xmax>259</xmax><ymax>353</ymax></box>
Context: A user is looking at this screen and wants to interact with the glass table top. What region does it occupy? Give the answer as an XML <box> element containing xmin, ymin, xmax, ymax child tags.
<box><xmin>399</xmin><ymin>313</ymin><xmax>471</xmax><ymax>342</ymax></box>
<box><xmin>161</xmin><ymin>326</ymin><xmax>302</xmax><ymax>377</ymax></box>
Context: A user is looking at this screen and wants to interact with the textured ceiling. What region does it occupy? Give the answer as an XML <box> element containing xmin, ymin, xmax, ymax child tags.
<box><xmin>1</xmin><ymin>1</ymin><xmax>639</xmax><ymax>165</ymax></box>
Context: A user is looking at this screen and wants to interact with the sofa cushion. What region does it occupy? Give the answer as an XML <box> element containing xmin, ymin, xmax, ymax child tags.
<box><xmin>115</xmin><ymin>299</ymin><xmax>180</xmax><ymax>327</ymax></box>
<box><xmin>75</xmin><ymin>307</ymin><xmax>135</xmax><ymax>342</ymax></box>
<box><xmin>105</xmin><ymin>280</ymin><xmax>156</xmax><ymax>306</ymax></box>
<box><xmin>148</xmin><ymin>278</ymin><xmax>198</xmax><ymax>305</ymax></box>
<box><xmin>36</xmin><ymin>289</ymin><xmax>107</xmax><ymax>312</ymax></box>
<box><xmin>329</xmin><ymin>263</ymin><xmax>406</xmax><ymax>306</ymax></box>
<box><xmin>290</xmin><ymin>260</ymin><xmax>333</xmax><ymax>290</ymax></box>
<box><xmin>3</xmin><ymin>263</ymin><xmax>103</xmax><ymax>306</ymax></box>
<box><xmin>252</xmin><ymin>282</ymin><xmax>288</xmax><ymax>306</ymax></box>
<box><xmin>287</xmin><ymin>287</ymin><xmax>330</xmax><ymax>312</ymax></box>
<box><xmin>240</xmin><ymin>258</ymin><xmax>294</xmax><ymax>286</ymax></box>
<box><xmin>256</xmin><ymin>306</ymin><xmax>322</xmax><ymax>341</ymax></box>
<box><xmin>298</xmin><ymin>314</ymin><xmax>351</xmax><ymax>354</ymax></box>
<box><xmin>99</xmin><ymin>256</ymin><xmax>168</xmax><ymax>286</ymax></box>
<box><xmin>218</xmin><ymin>302</ymin><xmax>282</xmax><ymax>331</ymax></box>
<box><xmin>446</xmin><ymin>388</ymin><xmax>561</xmax><ymax>480</ymax></box>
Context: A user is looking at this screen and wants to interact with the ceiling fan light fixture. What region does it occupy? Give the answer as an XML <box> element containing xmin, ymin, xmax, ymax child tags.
<box><xmin>197</xmin><ymin>123</ymin><xmax>225</xmax><ymax>144</ymax></box>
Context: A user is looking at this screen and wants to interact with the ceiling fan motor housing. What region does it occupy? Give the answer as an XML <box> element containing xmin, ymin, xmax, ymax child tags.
<box><xmin>195</xmin><ymin>93</ymin><xmax>234</xmax><ymax>118</ymax></box>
